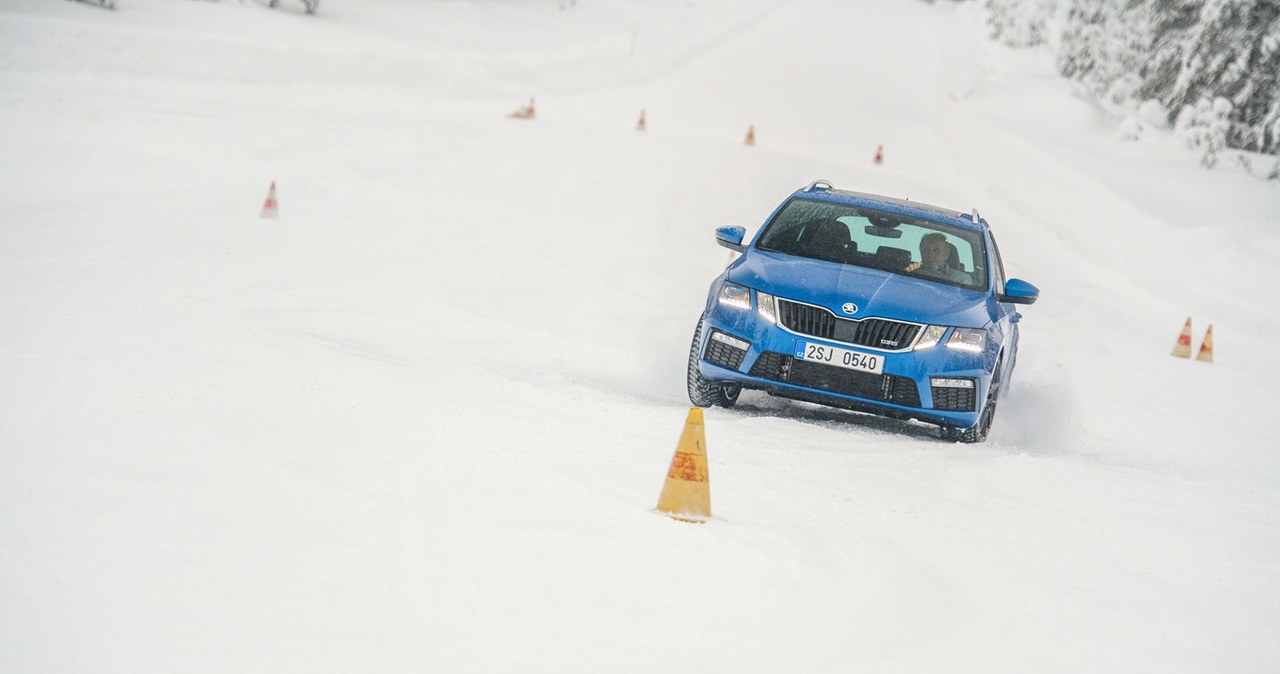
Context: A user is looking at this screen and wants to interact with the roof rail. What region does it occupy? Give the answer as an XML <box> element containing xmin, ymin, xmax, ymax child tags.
<box><xmin>804</xmin><ymin>179</ymin><xmax>833</xmax><ymax>193</ymax></box>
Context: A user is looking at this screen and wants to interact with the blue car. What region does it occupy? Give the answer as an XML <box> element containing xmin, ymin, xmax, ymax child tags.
<box><xmin>687</xmin><ymin>181</ymin><xmax>1039</xmax><ymax>442</ymax></box>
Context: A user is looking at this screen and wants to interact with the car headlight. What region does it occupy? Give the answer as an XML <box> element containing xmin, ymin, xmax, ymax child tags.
<box><xmin>717</xmin><ymin>282</ymin><xmax>752</xmax><ymax>311</ymax></box>
<box><xmin>946</xmin><ymin>327</ymin><xmax>987</xmax><ymax>352</ymax></box>
<box><xmin>913</xmin><ymin>325</ymin><xmax>947</xmax><ymax>350</ymax></box>
<box><xmin>757</xmin><ymin>291</ymin><xmax>777</xmax><ymax>324</ymax></box>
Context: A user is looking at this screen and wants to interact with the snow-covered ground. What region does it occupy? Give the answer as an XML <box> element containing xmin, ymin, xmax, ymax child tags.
<box><xmin>3</xmin><ymin>0</ymin><xmax>1278</xmax><ymax>672</ymax></box>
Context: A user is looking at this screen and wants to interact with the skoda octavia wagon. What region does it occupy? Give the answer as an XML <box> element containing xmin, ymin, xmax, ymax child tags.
<box><xmin>687</xmin><ymin>181</ymin><xmax>1039</xmax><ymax>442</ymax></box>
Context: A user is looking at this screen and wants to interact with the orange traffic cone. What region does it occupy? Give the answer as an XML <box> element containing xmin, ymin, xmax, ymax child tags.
<box><xmin>1170</xmin><ymin>317</ymin><xmax>1192</xmax><ymax>358</ymax></box>
<box><xmin>656</xmin><ymin>407</ymin><xmax>711</xmax><ymax>523</ymax></box>
<box><xmin>874</xmin><ymin>144</ymin><xmax>884</xmax><ymax>165</ymax></box>
<box><xmin>637</xmin><ymin>109</ymin><xmax>646</xmax><ymax>132</ymax></box>
<box><xmin>744</xmin><ymin>124</ymin><xmax>755</xmax><ymax>146</ymax></box>
<box><xmin>260</xmin><ymin>181</ymin><xmax>278</xmax><ymax>219</ymax></box>
<box><xmin>1195</xmin><ymin>325</ymin><xmax>1214</xmax><ymax>363</ymax></box>
<box><xmin>508</xmin><ymin>97</ymin><xmax>536</xmax><ymax>119</ymax></box>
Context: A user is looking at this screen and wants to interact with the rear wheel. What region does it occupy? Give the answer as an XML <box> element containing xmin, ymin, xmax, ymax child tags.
<box><xmin>687</xmin><ymin>318</ymin><xmax>741</xmax><ymax>408</ymax></box>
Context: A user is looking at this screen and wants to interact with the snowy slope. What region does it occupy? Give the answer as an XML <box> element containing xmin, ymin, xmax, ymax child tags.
<box><xmin>2</xmin><ymin>1</ymin><xmax>1278</xmax><ymax>672</ymax></box>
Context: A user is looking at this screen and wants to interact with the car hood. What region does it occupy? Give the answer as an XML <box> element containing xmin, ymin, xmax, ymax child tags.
<box><xmin>729</xmin><ymin>250</ymin><xmax>993</xmax><ymax>327</ymax></box>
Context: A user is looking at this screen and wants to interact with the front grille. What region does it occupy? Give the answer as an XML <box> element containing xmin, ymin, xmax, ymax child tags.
<box><xmin>931</xmin><ymin>385</ymin><xmax>976</xmax><ymax>411</ymax></box>
<box><xmin>748</xmin><ymin>351</ymin><xmax>920</xmax><ymax>407</ymax></box>
<box><xmin>777</xmin><ymin>300</ymin><xmax>921</xmax><ymax>350</ymax></box>
<box><xmin>778</xmin><ymin>300</ymin><xmax>837</xmax><ymax>339</ymax></box>
<box><xmin>703</xmin><ymin>331</ymin><xmax>747</xmax><ymax>370</ymax></box>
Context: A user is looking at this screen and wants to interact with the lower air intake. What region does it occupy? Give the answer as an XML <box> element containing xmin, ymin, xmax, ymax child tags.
<box><xmin>748</xmin><ymin>351</ymin><xmax>920</xmax><ymax>407</ymax></box>
<box><xmin>703</xmin><ymin>331</ymin><xmax>747</xmax><ymax>370</ymax></box>
<box><xmin>931</xmin><ymin>385</ymin><xmax>976</xmax><ymax>411</ymax></box>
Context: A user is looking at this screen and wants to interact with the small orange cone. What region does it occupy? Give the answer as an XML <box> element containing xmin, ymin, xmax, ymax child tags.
<box><xmin>874</xmin><ymin>144</ymin><xmax>884</xmax><ymax>165</ymax></box>
<box><xmin>656</xmin><ymin>407</ymin><xmax>711</xmax><ymax>523</ymax></box>
<box><xmin>744</xmin><ymin>124</ymin><xmax>755</xmax><ymax>146</ymax></box>
<box><xmin>508</xmin><ymin>97</ymin><xmax>536</xmax><ymax>119</ymax></box>
<box><xmin>636</xmin><ymin>109</ymin><xmax>646</xmax><ymax>132</ymax></box>
<box><xmin>1170</xmin><ymin>317</ymin><xmax>1192</xmax><ymax>358</ymax></box>
<box><xmin>1195</xmin><ymin>325</ymin><xmax>1213</xmax><ymax>363</ymax></box>
<box><xmin>260</xmin><ymin>181</ymin><xmax>278</xmax><ymax>219</ymax></box>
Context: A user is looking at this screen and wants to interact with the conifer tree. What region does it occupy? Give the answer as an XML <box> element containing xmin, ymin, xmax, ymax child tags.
<box><xmin>984</xmin><ymin>0</ymin><xmax>1280</xmax><ymax>155</ymax></box>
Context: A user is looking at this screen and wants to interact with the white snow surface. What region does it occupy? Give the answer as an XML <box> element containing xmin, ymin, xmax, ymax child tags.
<box><xmin>3</xmin><ymin>1</ymin><xmax>1279</xmax><ymax>672</ymax></box>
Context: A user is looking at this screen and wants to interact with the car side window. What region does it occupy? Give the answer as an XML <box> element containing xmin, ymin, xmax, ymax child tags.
<box><xmin>989</xmin><ymin>232</ymin><xmax>1007</xmax><ymax>292</ymax></box>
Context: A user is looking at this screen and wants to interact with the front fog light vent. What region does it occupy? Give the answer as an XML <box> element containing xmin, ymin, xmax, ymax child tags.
<box><xmin>711</xmin><ymin>331</ymin><xmax>750</xmax><ymax>350</ymax></box>
<box><xmin>931</xmin><ymin>378</ymin><xmax>975</xmax><ymax>389</ymax></box>
<box><xmin>704</xmin><ymin>330</ymin><xmax>750</xmax><ymax>370</ymax></box>
<box><xmin>931</xmin><ymin>378</ymin><xmax>976</xmax><ymax>411</ymax></box>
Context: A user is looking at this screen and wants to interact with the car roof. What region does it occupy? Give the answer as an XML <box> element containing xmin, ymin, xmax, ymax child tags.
<box><xmin>791</xmin><ymin>183</ymin><xmax>988</xmax><ymax>233</ymax></box>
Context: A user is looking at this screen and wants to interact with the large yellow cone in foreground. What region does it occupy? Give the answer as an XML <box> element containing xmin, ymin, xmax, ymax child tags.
<box><xmin>656</xmin><ymin>407</ymin><xmax>711</xmax><ymax>523</ymax></box>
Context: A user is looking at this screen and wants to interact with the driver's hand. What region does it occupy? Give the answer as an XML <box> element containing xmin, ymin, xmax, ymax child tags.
<box><xmin>904</xmin><ymin>261</ymin><xmax>922</xmax><ymax>272</ymax></box>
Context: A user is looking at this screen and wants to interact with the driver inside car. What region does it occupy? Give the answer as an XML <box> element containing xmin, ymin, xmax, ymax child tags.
<box><xmin>904</xmin><ymin>232</ymin><xmax>970</xmax><ymax>284</ymax></box>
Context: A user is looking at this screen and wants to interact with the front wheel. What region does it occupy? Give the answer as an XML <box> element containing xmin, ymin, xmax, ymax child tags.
<box><xmin>687</xmin><ymin>318</ymin><xmax>741</xmax><ymax>408</ymax></box>
<box><xmin>941</xmin><ymin>392</ymin><xmax>995</xmax><ymax>443</ymax></box>
<box><xmin>941</xmin><ymin>358</ymin><xmax>1002</xmax><ymax>443</ymax></box>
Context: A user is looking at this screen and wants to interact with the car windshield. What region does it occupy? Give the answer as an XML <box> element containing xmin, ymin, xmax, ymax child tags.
<box><xmin>756</xmin><ymin>198</ymin><xmax>988</xmax><ymax>290</ymax></box>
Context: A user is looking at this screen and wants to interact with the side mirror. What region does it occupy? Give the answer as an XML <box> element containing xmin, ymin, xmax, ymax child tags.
<box><xmin>1000</xmin><ymin>278</ymin><xmax>1039</xmax><ymax>305</ymax></box>
<box><xmin>715</xmin><ymin>226</ymin><xmax>746</xmax><ymax>252</ymax></box>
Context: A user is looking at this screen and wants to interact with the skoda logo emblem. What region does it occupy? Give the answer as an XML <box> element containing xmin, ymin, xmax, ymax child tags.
<box><xmin>841</xmin><ymin>302</ymin><xmax>858</xmax><ymax>315</ymax></box>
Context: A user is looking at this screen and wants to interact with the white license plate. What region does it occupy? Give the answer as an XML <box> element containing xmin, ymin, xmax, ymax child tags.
<box><xmin>793</xmin><ymin>340</ymin><xmax>884</xmax><ymax>374</ymax></box>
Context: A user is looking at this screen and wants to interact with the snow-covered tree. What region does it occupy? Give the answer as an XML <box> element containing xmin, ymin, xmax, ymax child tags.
<box><xmin>1175</xmin><ymin>96</ymin><xmax>1233</xmax><ymax>166</ymax></box>
<box><xmin>1058</xmin><ymin>0</ymin><xmax>1150</xmax><ymax>106</ymax></box>
<box><xmin>268</xmin><ymin>0</ymin><xmax>318</xmax><ymax>15</ymax></box>
<box><xmin>1141</xmin><ymin>0</ymin><xmax>1280</xmax><ymax>153</ymax></box>
<box><xmin>986</xmin><ymin>0</ymin><xmax>1057</xmax><ymax>47</ymax></box>
<box><xmin>983</xmin><ymin>0</ymin><xmax>1280</xmax><ymax>156</ymax></box>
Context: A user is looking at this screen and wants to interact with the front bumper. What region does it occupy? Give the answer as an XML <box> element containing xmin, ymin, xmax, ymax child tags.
<box><xmin>697</xmin><ymin>306</ymin><xmax>994</xmax><ymax>428</ymax></box>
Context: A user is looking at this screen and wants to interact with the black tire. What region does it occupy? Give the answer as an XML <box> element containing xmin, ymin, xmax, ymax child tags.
<box><xmin>941</xmin><ymin>357</ymin><xmax>1002</xmax><ymax>443</ymax></box>
<box><xmin>941</xmin><ymin>393</ymin><xmax>995</xmax><ymax>443</ymax></box>
<box><xmin>687</xmin><ymin>318</ymin><xmax>741</xmax><ymax>408</ymax></box>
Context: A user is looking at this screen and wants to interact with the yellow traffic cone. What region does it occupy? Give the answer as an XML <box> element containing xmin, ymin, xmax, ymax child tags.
<box><xmin>1170</xmin><ymin>317</ymin><xmax>1192</xmax><ymax>358</ymax></box>
<box><xmin>1195</xmin><ymin>324</ymin><xmax>1213</xmax><ymax>363</ymax></box>
<box><xmin>656</xmin><ymin>407</ymin><xmax>711</xmax><ymax>523</ymax></box>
